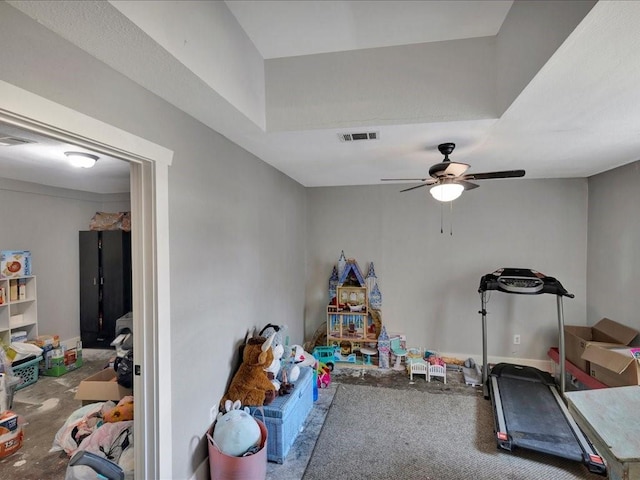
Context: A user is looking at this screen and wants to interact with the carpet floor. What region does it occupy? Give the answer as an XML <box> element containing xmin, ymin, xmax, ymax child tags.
<box><xmin>302</xmin><ymin>381</ymin><xmax>605</xmax><ymax>480</ymax></box>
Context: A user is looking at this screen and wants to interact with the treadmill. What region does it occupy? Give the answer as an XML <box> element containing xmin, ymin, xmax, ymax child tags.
<box><xmin>479</xmin><ymin>268</ymin><xmax>606</xmax><ymax>475</ymax></box>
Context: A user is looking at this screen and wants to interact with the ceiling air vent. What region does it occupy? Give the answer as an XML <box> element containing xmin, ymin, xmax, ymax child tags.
<box><xmin>338</xmin><ymin>131</ymin><xmax>379</xmax><ymax>142</ymax></box>
<box><xmin>0</xmin><ymin>134</ymin><xmax>35</xmax><ymax>147</ymax></box>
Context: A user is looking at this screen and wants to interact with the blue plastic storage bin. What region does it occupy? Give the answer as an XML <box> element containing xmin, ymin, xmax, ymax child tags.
<box><xmin>250</xmin><ymin>366</ymin><xmax>313</xmax><ymax>463</ymax></box>
<box><xmin>13</xmin><ymin>356</ymin><xmax>42</xmax><ymax>391</ymax></box>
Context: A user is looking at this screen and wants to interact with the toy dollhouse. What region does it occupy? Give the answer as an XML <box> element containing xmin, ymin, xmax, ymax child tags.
<box><xmin>326</xmin><ymin>252</ymin><xmax>383</xmax><ymax>365</ymax></box>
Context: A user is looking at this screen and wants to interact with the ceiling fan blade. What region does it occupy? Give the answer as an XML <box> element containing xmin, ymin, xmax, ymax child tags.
<box><xmin>456</xmin><ymin>180</ymin><xmax>479</xmax><ymax>191</ymax></box>
<box><xmin>429</xmin><ymin>161</ymin><xmax>470</xmax><ymax>178</ymax></box>
<box><xmin>400</xmin><ymin>183</ymin><xmax>431</xmax><ymax>192</ymax></box>
<box><xmin>381</xmin><ymin>178</ymin><xmax>428</xmax><ymax>182</ymax></box>
<box><xmin>461</xmin><ymin>169</ymin><xmax>525</xmax><ymax>181</ymax></box>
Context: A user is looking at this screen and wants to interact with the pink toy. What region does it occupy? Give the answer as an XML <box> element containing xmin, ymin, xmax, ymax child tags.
<box><xmin>317</xmin><ymin>363</ymin><xmax>331</xmax><ymax>389</ymax></box>
<box><xmin>427</xmin><ymin>354</ymin><xmax>445</xmax><ymax>366</ymax></box>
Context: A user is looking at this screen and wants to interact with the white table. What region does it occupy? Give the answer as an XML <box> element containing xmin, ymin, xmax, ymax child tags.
<box><xmin>566</xmin><ymin>385</ymin><xmax>640</xmax><ymax>480</ymax></box>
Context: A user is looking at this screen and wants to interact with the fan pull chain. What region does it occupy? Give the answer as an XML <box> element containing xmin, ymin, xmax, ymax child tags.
<box><xmin>450</xmin><ymin>201</ymin><xmax>454</xmax><ymax>236</ymax></box>
<box><xmin>440</xmin><ymin>201</ymin><xmax>444</xmax><ymax>234</ymax></box>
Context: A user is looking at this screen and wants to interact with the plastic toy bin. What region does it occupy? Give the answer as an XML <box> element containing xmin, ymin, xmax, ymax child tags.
<box><xmin>13</xmin><ymin>356</ymin><xmax>42</xmax><ymax>391</ymax></box>
<box><xmin>250</xmin><ymin>366</ymin><xmax>313</xmax><ymax>463</ymax></box>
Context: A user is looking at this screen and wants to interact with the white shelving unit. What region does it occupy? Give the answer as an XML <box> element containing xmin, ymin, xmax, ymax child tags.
<box><xmin>0</xmin><ymin>276</ymin><xmax>37</xmax><ymax>345</ymax></box>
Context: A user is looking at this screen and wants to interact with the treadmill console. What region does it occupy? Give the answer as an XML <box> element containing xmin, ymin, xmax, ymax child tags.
<box><xmin>497</xmin><ymin>275</ymin><xmax>543</xmax><ymax>294</ymax></box>
<box><xmin>479</xmin><ymin>267</ymin><xmax>573</xmax><ymax>297</ymax></box>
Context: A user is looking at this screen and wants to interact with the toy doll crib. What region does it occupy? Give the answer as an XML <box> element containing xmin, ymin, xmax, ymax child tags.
<box><xmin>409</xmin><ymin>361</ymin><xmax>447</xmax><ymax>383</ymax></box>
<box><xmin>406</xmin><ymin>348</ymin><xmax>447</xmax><ymax>384</ymax></box>
<box><xmin>427</xmin><ymin>363</ymin><xmax>446</xmax><ymax>383</ymax></box>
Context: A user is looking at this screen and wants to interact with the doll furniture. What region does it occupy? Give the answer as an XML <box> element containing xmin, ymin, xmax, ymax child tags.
<box><xmin>428</xmin><ymin>363</ymin><xmax>447</xmax><ymax>383</ymax></box>
<box><xmin>360</xmin><ymin>346</ymin><xmax>377</xmax><ymax>365</ymax></box>
<box><xmin>408</xmin><ymin>361</ymin><xmax>428</xmax><ymax>383</ymax></box>
<box><xmin>390</xmin><ymin>337</ymin><xmax>407</xmax><ymax>371</ymax></box>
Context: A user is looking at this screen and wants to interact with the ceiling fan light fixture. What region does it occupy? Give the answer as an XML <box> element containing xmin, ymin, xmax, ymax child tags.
<box><xmin>65</xmin><ymin>151</ymin><xmax>99</xmax><ymax>168</ymax></box>
<box><xmin>430</xmin><ymin>183</ymin><xmax>464</xmax><ymax>202</ymax></box>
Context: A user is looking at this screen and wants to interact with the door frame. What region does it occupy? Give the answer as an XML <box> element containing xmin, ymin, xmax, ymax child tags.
<box><xmin>0</xmin><ymin>80</ymin><xmax>173</xmax><ymax>478</ymax></box>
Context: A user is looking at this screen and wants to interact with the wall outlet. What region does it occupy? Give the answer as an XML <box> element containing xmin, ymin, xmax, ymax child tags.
<box><xmin>513</xmin><ymin>334</ymin><xmax>521</xmax><ymax>345</ymax></box>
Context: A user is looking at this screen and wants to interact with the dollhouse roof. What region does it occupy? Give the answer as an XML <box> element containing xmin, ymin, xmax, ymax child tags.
<box><xmin>338</xmin><ymin>260</ymin><xmax>366</xmax><ymax>287</ymax></box>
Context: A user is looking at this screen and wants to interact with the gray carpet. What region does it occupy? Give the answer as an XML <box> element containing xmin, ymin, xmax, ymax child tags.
<box><xmin>302</xmin><ymin>384</ymin><xmax>604</xmax><ymax>480</ymax></box>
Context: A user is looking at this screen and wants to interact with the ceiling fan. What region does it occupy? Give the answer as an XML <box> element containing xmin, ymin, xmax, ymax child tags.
<box><xmin>382</xmin><ymin>142</ymin><xmax>525</xmax><ymax>201</ymax></box>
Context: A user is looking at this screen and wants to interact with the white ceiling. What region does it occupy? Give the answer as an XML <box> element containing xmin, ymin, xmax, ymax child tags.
<box><xmin>4</xmin><ymin>0</ymin><xmax>640</xmax><ymax>194</ymax></box>
<box><xmin>225</xmin><ymin>0</ymin><xmax>512</xmax><ymax>59</ymax></box>
<box><xmin>0</xmin><ymin>121</ymin><xmax>129</xmax><ymax>194</ymax></box>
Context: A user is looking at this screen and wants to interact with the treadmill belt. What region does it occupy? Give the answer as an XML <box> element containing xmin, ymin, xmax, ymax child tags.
<box><xmin>497</xmin><ymin>376</ymin><xmax>583</xmax><ymax>461</ymax></box>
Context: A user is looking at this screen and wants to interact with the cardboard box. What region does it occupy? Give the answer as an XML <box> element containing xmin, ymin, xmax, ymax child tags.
<box><xmin>33</xmin><ymin>335</ymin><xmax>60</xmax><ymax>349</ymax></box>
<box><xmin>8</xmin><ymin>280</ymin><xmax>17</xmax><ymax>301</ymax></box>
<box><xmin>564</xmin><ymin>318</ymin><xmax>638</xmax><ymax>372</ymax></box>
<box><xmin>39</xmin><ymin>346</ymin><xmax>83</xmax><ymax>377</ymax></box>
<box><xmin>0</xmin><ymin>251</ymin><xmax>31</xmax><ymax>279</ymax></box>
<box><xmin>74</xmin><ymin>368</ymin><xmax>132</xmax><ymax>405</ymax></box>
<box><xmin>582</xmin><ymin>346</ymin><xmax>640</xmax><ymax>387</ymax></box>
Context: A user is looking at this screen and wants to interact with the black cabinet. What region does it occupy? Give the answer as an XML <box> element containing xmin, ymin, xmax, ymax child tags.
<box><xmin>79</xmin><ymin>231</ymin><xmax>132</xmax><ymax>348</ymax></box>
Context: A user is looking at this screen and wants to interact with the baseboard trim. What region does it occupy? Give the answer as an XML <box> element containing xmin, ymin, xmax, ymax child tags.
<box><xmin>191</xmin><ymin>458</ymin><xmax>208</xmax><ymax>480</ymax></box>
<box><xmin>441</xmin><ymin>352</ymin><xmax>553</xmax><ymax>373</ymax></box>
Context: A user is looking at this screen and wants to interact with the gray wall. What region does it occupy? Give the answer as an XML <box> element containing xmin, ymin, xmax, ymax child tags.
<box><xmin>0</xmin><ymin>178</ymin><xmax>129</xmax><ymax>342</ymax></box>
<box><xmin>0</xmin><ymin>4</ymin><xmax>307</xmax><ymax>479</ymax></box>
<box><xmin>306</xmin><ymin>179</ymin><xmax>588</xmax><ymax>362</ymax></box>
<box><xmin>587</xmin><ymin>161</ymin><xmax>640</xmax><ymax>331</ymax></box>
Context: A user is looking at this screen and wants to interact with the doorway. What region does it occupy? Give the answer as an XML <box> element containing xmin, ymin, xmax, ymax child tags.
<box><xmin>0</xmin><ymin>79</ymin><xmax>172</xmax><ymax>478</ymax></box>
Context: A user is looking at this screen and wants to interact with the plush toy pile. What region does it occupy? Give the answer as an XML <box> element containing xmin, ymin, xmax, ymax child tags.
<box><xmin>220</xmin><ymin>325</ymin><xmax>319</xmax><ymax>411</ymax></box>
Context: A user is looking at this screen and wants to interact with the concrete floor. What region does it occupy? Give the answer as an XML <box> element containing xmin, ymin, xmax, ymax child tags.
<box><xmin>1</xmin><ymin>349</ymin><xmax>115</xmax><ymax>480</ymax></box>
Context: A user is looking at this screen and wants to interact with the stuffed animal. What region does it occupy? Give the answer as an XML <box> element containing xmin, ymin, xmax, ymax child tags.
<box><xmin>260</xmin><ymin>324</ymin><xmax>287</xmax><ymax>392</ymax></box>
<box><xmin>282</xmin><ymin>344</ymin><xmax>316</xmax><ymax>383</ymax></box>
<box><xmin>212</xmin><ymin>400</ymin><xmax>261</xmax><ymax>457</ymax></box>
<box><xmin>265</xmin><ymin>343</ymin><xmax>284</xmax><ymax>392</ymax></box>
<box><xmin>103</xmin><ymin>396</ymin><xmax>134</xmax><ymax>423</ymax></box>
<box><xmin>221</xmin><ymin>332</ymin><xmax>277</xmax><ymax>407</ymax></box>
<box><xmin>259</xmin><ymin>323</ymin><xmax>287</xmax><ymax>348</ymax></box>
